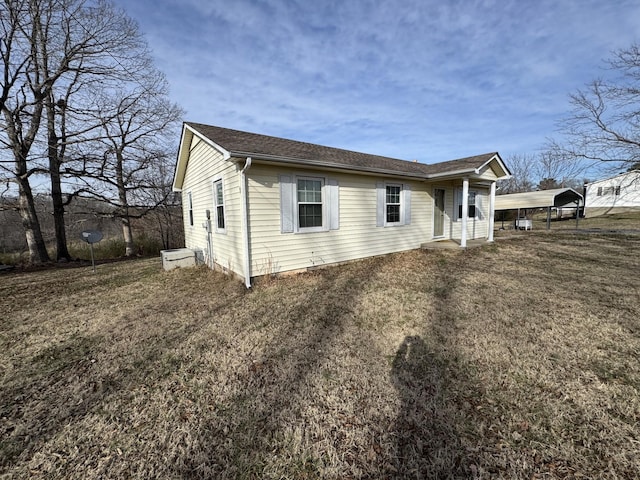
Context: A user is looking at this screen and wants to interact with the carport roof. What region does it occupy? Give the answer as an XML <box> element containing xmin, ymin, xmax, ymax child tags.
<box><xmin>495</xmin><ymin>188</ymin><xmax>584</xmax><ymax>210</ymax></box>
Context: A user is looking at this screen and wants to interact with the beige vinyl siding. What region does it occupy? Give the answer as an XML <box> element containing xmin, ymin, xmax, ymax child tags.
<box><xmin>247</xmin><ymin>164</ymin><xmax>433</xmax><ymax>275</ymax></box>
<box><xmin>449</xmin><ymin>184</ymin><xmax>490</xmax><ymax>240</ymax></box>
<box><xmin>477</xmin><ymin>164</ymin><xmax>501</xmax><ymax>182</ymax></box>
<box><xmin>181</xmin><ymin>137</ymin><xmax>243</xmax><ymax>276</ymax></box>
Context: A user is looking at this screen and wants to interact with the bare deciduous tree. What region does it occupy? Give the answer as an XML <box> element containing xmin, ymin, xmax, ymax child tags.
<box><xmin>0</xmin><ymin>0</ymin><xmax>178</xmax><ymax>263</ymax></box>
<box><xmin>535</xmin><ymin>147</ymin><xmax>585</xmax><ymax>190</ymax></box>
<box><xmin>69</xmin><ymin>73</ymin><xmax>183</xmax><ymax>256</ymax></box>
<box><xmin>554</xmin><ymin>43</ymin><xmax>640</xmax><ymax>171</ymax></box>
<box><xmin>497</xmin><ymin>153</ymin><xmax>536</xmax><ymax>194</ymax></box>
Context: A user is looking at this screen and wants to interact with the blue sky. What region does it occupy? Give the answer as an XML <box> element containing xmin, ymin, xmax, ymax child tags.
<box><xmin>113</xmin><ymin>0</ymin><xmax>640</xmax><ymax>166</ymax></box>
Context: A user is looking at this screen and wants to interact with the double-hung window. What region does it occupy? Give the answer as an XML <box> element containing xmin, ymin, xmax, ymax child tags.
<box><xmin>376</xmin><ymin>182</ymin><xmax>411</xmax><ymax>227</ymax></box>
<box><xmin>214</xmin><ymin>179</ymin><xmax>225</xmax><ymax>232</ymax></box>
<box><xmin>386</xmin><ymin>185</ymin><xmax>402</xmax><ymax>224</ymax></box>
<box><xmin>456</xmin><ymin>189</ymin><xmax>478</xmax><ymax>220</ymax></box>
<box><xmin>279</xmin><ymin>174</ymin><xmax>339</xmax><ymax>234</ymax></box>
<box><xmin>297</xmin><ymin>177</ymin><xmax>324</xmax><ymax>229</ymax></box>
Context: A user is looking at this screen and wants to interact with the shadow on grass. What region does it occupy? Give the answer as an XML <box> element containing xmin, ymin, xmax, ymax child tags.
<box><xmin>172</xmin><ymin>258</ymin><xmax>385</xmax><ymax>478</ymax></box>
<box><xmin>0</xmin><ymin>275</ymin><xmax>244</xmax><ymax>473</ymax></box>
<box><xmin>390</xmin><ymin>251</ymin><xmax>486</xmax><ymax>478</ymax></box>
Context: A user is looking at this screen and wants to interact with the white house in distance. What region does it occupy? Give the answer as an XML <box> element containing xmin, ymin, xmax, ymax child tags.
<box><xmin>172</xmin><ymin>123</ymin><xmax>510</xmax><ymax>286</ymax></box>
<box><xmin>584</xmin><ymin>170</ymin><xmax>640</xmax><ymax>217</ymax></box>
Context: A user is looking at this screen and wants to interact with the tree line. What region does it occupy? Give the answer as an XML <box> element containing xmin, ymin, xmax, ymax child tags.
<box><xmin>0</xmin><ymin>0</ymin><xmax>183</xmax><ymax>264</ymax></box>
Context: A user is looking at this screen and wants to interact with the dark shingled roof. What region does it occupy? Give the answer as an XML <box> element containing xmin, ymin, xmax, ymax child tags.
<box><xmin>186</xmin><ymin>122</ymin><xmax>499</xmax><ymax>178</ymax></box>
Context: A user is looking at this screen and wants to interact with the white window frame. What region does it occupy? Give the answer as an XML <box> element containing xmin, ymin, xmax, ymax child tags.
<box><xmin>295</xmin><ymin>175</ymin><xmax>327</xmax><ymax>233</ymax></box>
<box><xmin>187</xmin><ymin>191</ymin><xmax>194</xmax><ymax>227</ymax></box>
<box><xmin>455</xmin><ymin>188</ymin><xmax>479</xmax><ymax>221</ymax></box>
<box><xmin>213</xmin><ymin>178</ymin><xmax>226</xmax><ymax>234</ymax></box>
<box><xmin>385</xmin><ymin>183</ymin><xmax>403</xmax><ymax>226</ymax></box>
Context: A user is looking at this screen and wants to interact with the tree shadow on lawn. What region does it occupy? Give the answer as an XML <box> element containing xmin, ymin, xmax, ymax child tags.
<box><xmin>174</xmin><ymin>251</ymin><xmax>489</xmax><ymax>479</ymax></box>
<box><xmin>0</xmin><ymin>289</ymin><xmax>242</xmax><ymax>474</ymax></box>
<box><xmin>172</xmin><ymin>259</ymin><xmax>382</xmax><ymax>478</ymax></box>
<box><xmin>390</xmin><ymin>252</ymin><xmax>487</xmax><ymax>479</ymax></box>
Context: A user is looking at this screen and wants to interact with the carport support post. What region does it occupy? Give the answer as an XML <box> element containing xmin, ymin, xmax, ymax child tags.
<box><xmin>575</xmin><ymin>200</ymin><xmax>580</xmax><ymax>228</ymax></box>
<box><xmin>546</xmin><ymin>206</ymin><xmax>551</xmax><ymax>230</ymax></box>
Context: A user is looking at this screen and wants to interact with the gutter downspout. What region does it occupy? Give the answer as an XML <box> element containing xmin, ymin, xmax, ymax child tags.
<box><xmin>240</xmin><ymin>157</ymin><xmax>252</xmax><ymax>288</ymax></box>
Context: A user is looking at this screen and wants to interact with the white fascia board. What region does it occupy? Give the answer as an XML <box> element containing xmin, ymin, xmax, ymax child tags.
<box><xmin>186</xmin><ymin>124</ymin><xmax>231</xmax><ymax>160</ymax></box>
<box><xmin>172</xmin><ymin>124</ymin><xmax>192</xmax><ymax>191</ymax></box>
<box><xmin>173</xmin><ymin>124</ymin><xmax>233</xmax><ymax>191</ymax></box>
<box><xmin>425</xmin><ymin>168</ymin><xmax>479</xmax><ymax>180</ymax></box>
<box><xmin>477</xmin><ymin>153</ymin><xmax>511</xmax><ymax>179</ymax></box>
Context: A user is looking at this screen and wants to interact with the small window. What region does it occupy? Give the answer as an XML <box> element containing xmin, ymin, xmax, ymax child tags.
<box><xmin>615</xmin><ymin>185</ymin><xmax>621</xmax><ymax>195</ymax></box>
<box><xmin>297</xmin><ymin>178</ymin><xmax>323</xmax><ymax>229</ymax></box>
<box><xmin>214</xmin><ymin>180</ymin><xmax>225</xmax><ymax>231</ymax></box>
<box><xmin>457</xmin><ymin>189</ymin><xmax>477</xmax><ymax>219</ymax></box>
<box><xmin>597</xmin><ymin>187</ymin><xmax>603</xmax><ymax>196</ymax></box>
<box><xmin>385</xmin><ymin>185</ymin><xmax>402</xmax><ymax>223</ymax></box>
<box><xmin>188</xmin><ymin>191</ymin><xmax>194</xmax><ymax>226</ymax></box>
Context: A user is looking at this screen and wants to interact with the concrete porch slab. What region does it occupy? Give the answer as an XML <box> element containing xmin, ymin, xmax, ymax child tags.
<box><xmin>420</xmin><ymin>239</ymin><xmax>490</xmax><ymax>250</ymax></box>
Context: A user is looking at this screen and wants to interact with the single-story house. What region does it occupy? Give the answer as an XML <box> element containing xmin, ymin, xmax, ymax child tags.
<box><xmin>584</xmin><ymin>170</ymin><xmax>640</xmax><ymax>216</ymax></box>
<box><xmin>172</xmin><ymin>123</ymin><xmax>511</xmax><ymax>286</ymax></box>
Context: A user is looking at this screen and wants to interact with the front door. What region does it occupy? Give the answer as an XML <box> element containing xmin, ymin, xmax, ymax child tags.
<box><xmin>434</xmin><ymin>188</ymin><xmax>445</xmax><ymax>237</ymax></box>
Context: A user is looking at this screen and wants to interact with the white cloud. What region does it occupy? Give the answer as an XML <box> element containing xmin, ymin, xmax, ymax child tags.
<box><xmin>113</xmin><ymin>0</ymin><xmax>640</xmax><ymax>164</ymax></box>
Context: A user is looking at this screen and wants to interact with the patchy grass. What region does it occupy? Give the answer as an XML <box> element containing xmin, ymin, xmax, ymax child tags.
<box><xmin>1</xmin><ymin>232</ymin><xmax>639</xmax><ymax>479</ymax></box>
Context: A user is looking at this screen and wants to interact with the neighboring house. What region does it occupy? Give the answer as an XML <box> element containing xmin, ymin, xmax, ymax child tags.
<box><xmin>584</xmin><ymin>170</ymin><xmax>640</xmax><ymax>216</ymax></box>
<box><xmin>173</xmin><ymin>123</ymin><xmax>510</xmax><ymax>286</ymax></box>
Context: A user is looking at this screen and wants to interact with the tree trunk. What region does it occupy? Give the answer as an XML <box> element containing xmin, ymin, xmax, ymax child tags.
<box><xmin>47</xmin><ymin>98</ymin><xmax>71</xmax><ymax>261</ymax></box>
<box><xmin>121</xmin><ymin>215</ymin><xmax>135</xmax><ymax>256</ymax></box>
<box><xmin>50</xmin><ymin>165</ymin><xmax>71</xmax><ymax>261</ymax></box>
<box><xmin>115</xmin><ymin>150</ymin><xmax>136</xmax><ymax>256</ymax></box>
<box><xmin>17</xmin><ymin>177</ymin><xmax>50</xmax><ymax>264</ymax></box>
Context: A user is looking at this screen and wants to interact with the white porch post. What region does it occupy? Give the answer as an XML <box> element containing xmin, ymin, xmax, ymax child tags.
<box><xmin>461</xmin><ymin>178</ymin><xmax>469</xmax><ymax>248</ymax></box>
<box><xmin>488</xmin><ymin>181</ymin><xmax>496</xmax><ymax>242</ymax></box>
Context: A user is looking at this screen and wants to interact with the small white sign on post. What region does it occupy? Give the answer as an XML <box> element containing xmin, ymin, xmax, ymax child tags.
<box><xmin>81</xmin><ymin>230</ymin><xmax>103</xmax><ymax>273</ymax></box>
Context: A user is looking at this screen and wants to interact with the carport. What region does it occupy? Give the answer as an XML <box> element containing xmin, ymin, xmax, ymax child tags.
<box><xmin>494</xmin><ymin>188</ymin><xmax>584</xmax><ymax>230</ymax></box>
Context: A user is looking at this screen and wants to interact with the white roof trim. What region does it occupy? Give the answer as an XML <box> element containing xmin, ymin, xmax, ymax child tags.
<box><xmin>173</xmin><ymin>124</ymin><xmax>234</xmax><ymax>191</ymax></box>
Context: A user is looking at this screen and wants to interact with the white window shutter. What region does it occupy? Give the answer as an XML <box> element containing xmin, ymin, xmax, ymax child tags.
<box><xmin>376</xmin><ymin>182</ymin><xmax>385</xmax><ymax>227</ymax></box>
<box><xmin>403</xmin><ymin>184</ymin><xmax>411</xmax><ymax>225</ymax></box>
<box><xmin>279</xmin><ymin>175</ymin><xmax>294</xmax><ymax>233</ymax></box>
<box><xmin>328</xmin><ymin>178</ymin><xmax>339</xmax><ymax>230</ymax></box>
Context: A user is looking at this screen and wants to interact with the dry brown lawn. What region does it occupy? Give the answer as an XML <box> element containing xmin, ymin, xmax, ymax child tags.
<box><xmin>1</xmin><ymin>228</ymin><xmax>639</xmax><ymax>478</ymax></box>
